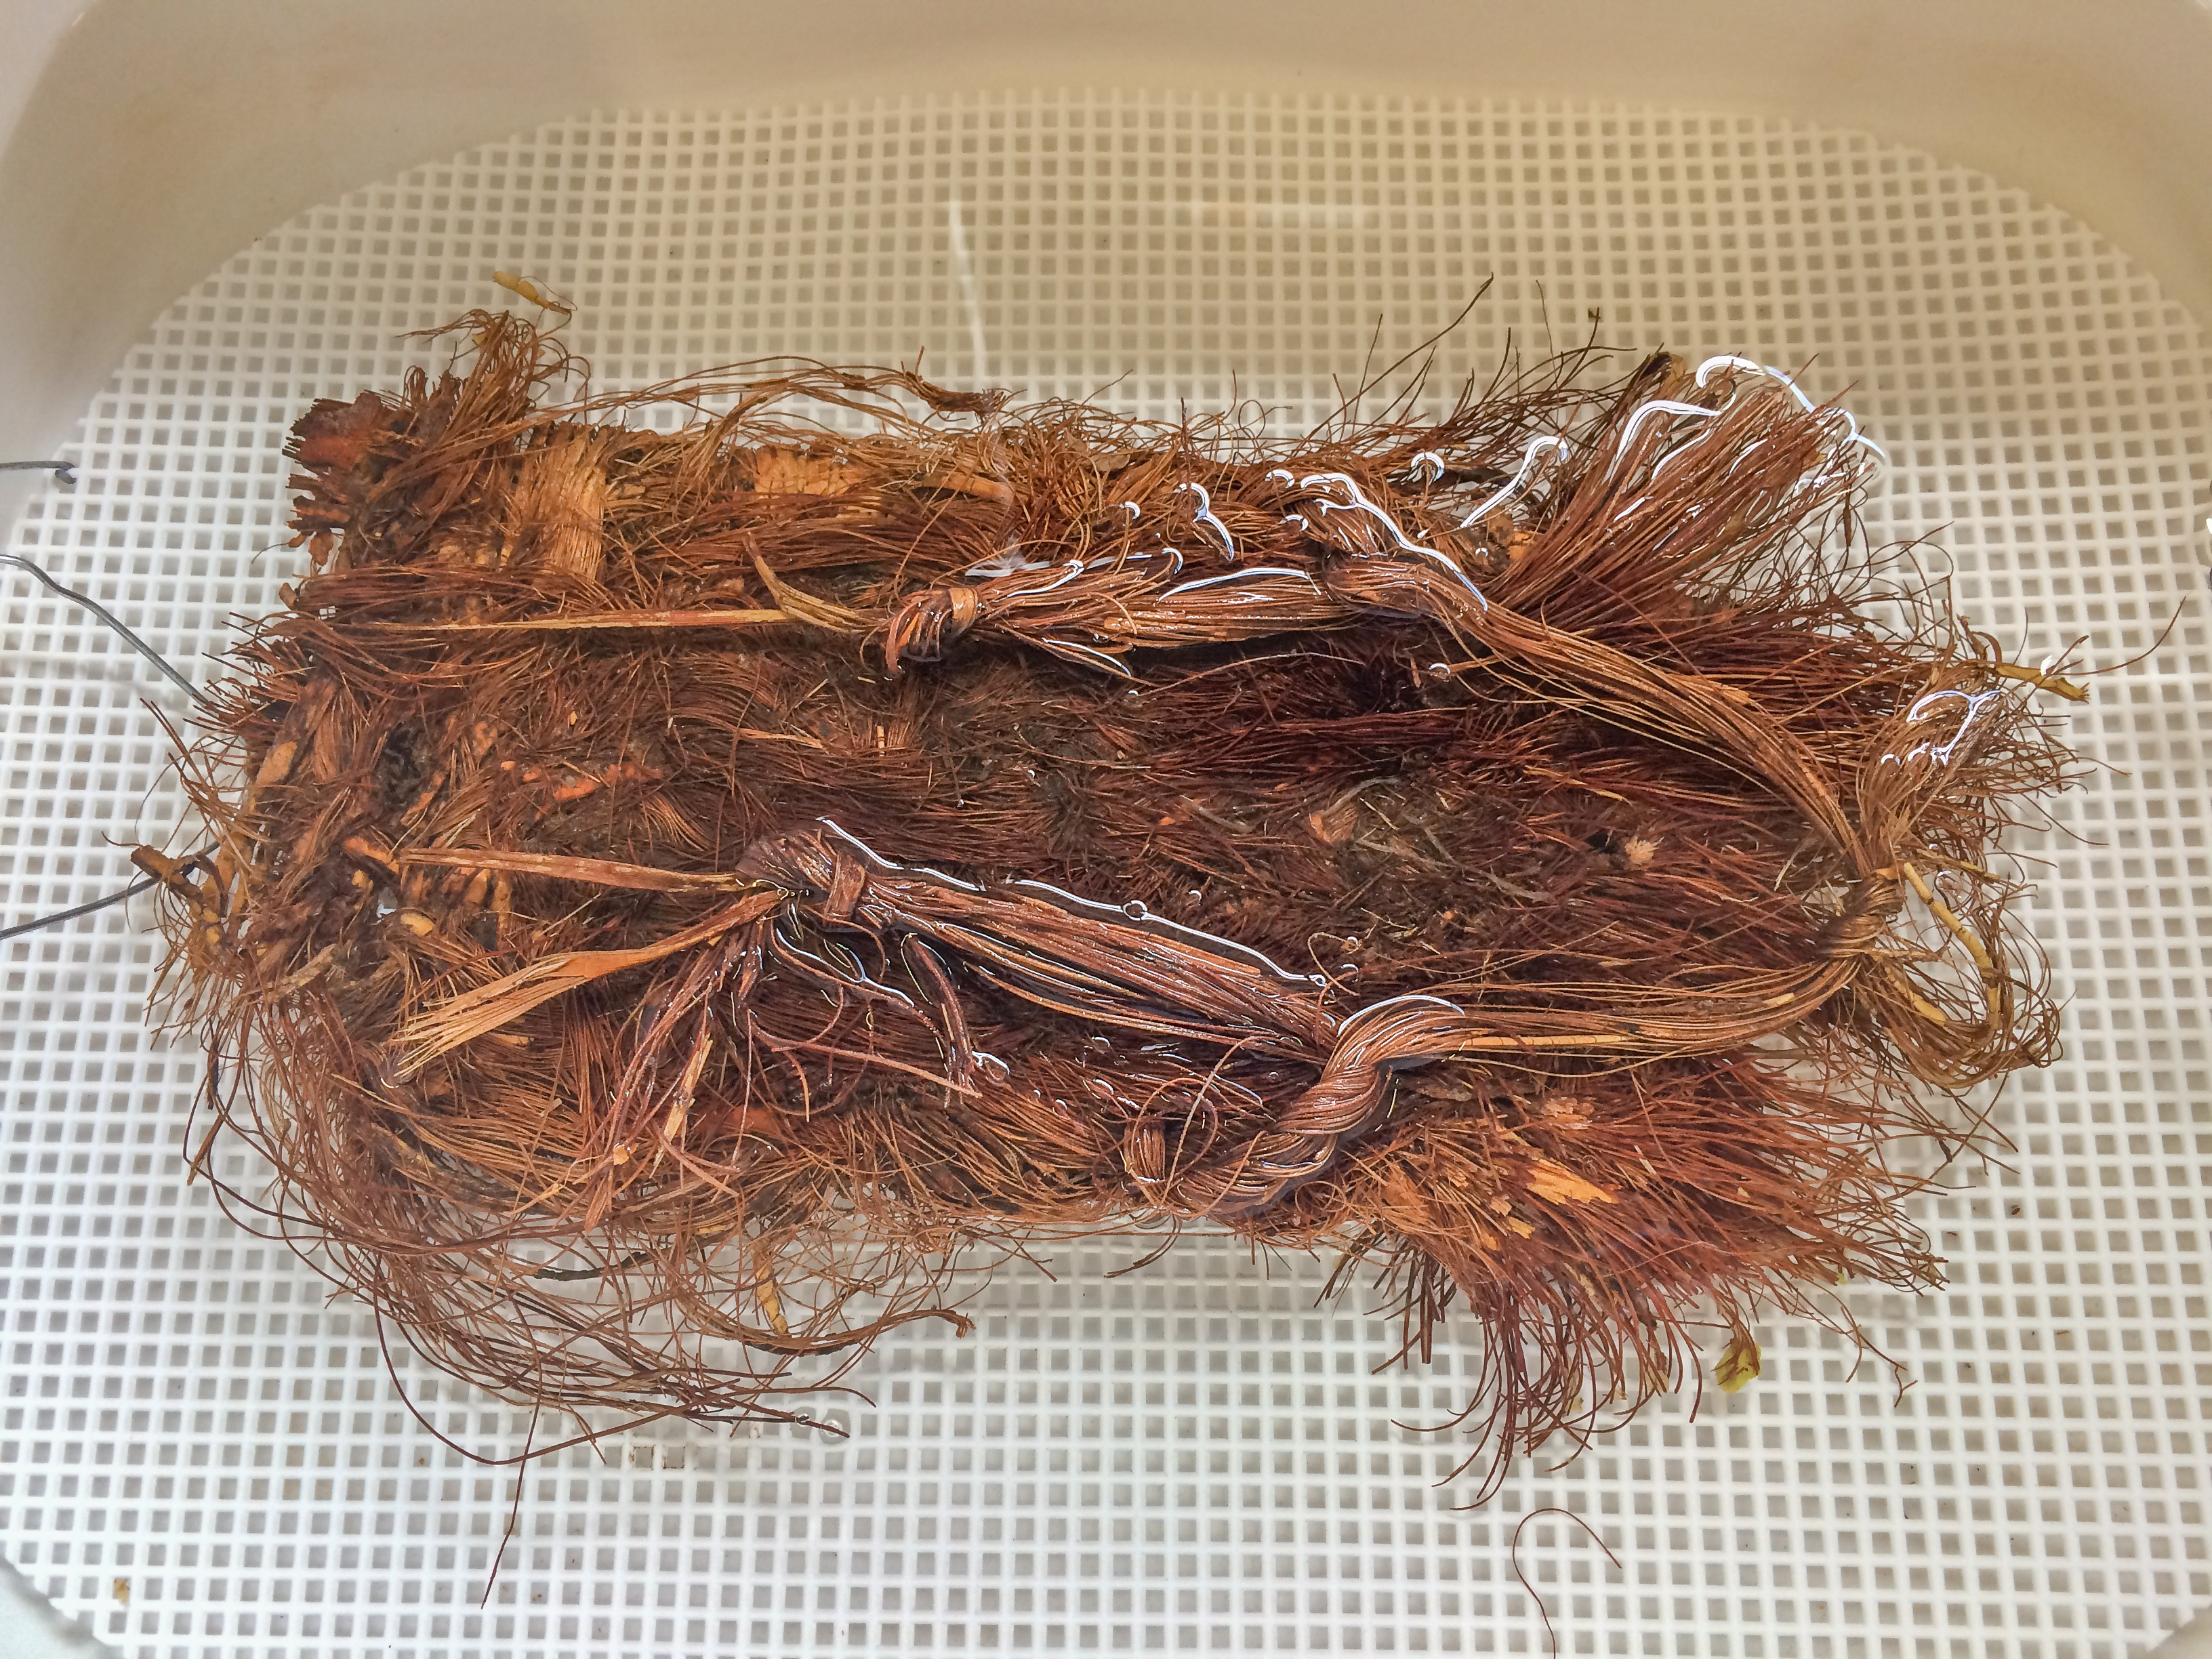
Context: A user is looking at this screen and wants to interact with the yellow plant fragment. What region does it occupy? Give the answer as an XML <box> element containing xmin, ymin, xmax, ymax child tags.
<box><xmin>1715</xmin><ymin>1329</ymin><xmax>1761</xmax><ymax>1393</ymax></box>
<box><xmin>492</xmin><ymin>270</ymin><xmax>573</xmax><ymax>314</ymax></box>
<box><xmin>1525</xmin><ymin>1159</ymin><xmax>1616</xmax><ymax>1206</ymax></box>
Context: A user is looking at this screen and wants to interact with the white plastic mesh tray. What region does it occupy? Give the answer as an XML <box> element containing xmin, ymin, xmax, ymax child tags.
<box><xmin>2</xmin><ymin>90</ymin><xmax>2208</xmax><ymax>1658</ymax></box>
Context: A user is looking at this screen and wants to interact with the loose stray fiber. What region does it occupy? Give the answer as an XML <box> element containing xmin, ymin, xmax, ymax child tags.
<box><xmin>138</xmin><ymin>311</ymin><xmax>2084</xmax><ymax>1493</ymax></box>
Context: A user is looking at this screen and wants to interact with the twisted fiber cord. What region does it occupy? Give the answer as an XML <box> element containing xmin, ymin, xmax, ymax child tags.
<box><xmin>398</xmin><ymin>812</ymin><xmax>1894</xmax><ymax>1223</ymax></box>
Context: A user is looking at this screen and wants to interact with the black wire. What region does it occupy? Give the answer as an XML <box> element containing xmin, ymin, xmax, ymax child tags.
<box><xmin>0</xmin><ymin>846</ymin><xmax>222</xmax><ymax>945</ymax></box>
<box><xmin>0</xmin><ymin>872</ymin><xmax>160</xmax><ymax>942</ymax></box>
<box><xmin>1</xmin><ymin>504</ymin><xmax>216</xmax><ymax>940</ymax></box>
<box><xmin>3</xmin><ymin>551</ymin><xmax>208</xmax><ymax>705</ymax></box>
<box><xmin>0</xmin><ymin>459</ymin><xmax>76</xmax><ymax>480</ymax></box>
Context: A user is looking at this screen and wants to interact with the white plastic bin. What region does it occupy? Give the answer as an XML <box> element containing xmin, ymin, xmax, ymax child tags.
<box><xmin>3</xmin><ymin>5</ymin><xmax>2208</xmax><ymax>1656</ymax></box>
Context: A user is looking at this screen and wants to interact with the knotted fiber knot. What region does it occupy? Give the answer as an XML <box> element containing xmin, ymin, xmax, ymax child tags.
<box><xmin>879</xmin><ymin>581</ymin><xmax>985</xmax><ymax>668</ymax></box>
<box><xmin>1822</xmin><ymin>876</ymin><xmax>1906</xmax><ymax>958</ymax></box>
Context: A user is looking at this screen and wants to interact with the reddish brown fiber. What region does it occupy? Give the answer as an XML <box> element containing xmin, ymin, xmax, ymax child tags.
<box><xmin>142</xmin><ymin>314</ymin><xmax>2083</xmax><ymax>1491</ymax></box>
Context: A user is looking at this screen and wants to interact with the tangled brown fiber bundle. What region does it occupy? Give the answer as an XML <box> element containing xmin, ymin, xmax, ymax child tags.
<box><xmin>140</xmin><ymin>312</ymin><xmax>2085</xmax><ymax>1489</ymax></box>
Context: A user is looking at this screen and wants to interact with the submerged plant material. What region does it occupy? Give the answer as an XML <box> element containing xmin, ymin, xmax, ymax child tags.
<box><xmin>142</xmin><ymin>313</ymin><xmax>2081</xmax><ymax>1489</ymax></box>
